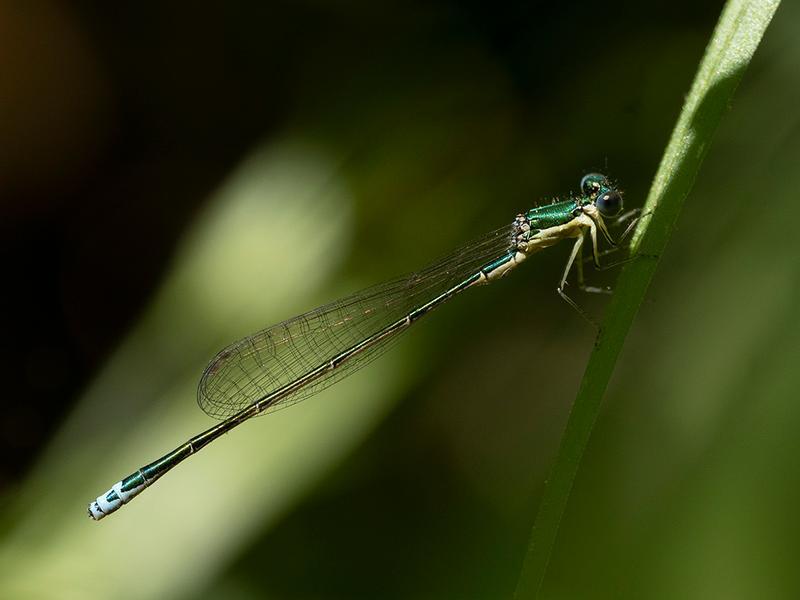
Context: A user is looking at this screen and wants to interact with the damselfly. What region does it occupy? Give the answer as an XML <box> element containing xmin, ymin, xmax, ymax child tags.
<box><xmin>88</xmin><ymin>173</ymin><xmax>628</xmax><ymax>520</ymax></box>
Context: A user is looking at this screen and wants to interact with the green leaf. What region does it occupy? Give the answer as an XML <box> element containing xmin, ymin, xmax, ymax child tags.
<box><xmin>514</xmin><ymin>1</ymin><xmax>782</xmax><ymax>597</ymax></box>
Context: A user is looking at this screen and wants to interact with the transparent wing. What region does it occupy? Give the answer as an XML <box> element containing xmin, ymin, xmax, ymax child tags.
<box><xmin>197</xmin><ymin>222</ymin><xmax>518</xmax><ymax>419</ymax></box>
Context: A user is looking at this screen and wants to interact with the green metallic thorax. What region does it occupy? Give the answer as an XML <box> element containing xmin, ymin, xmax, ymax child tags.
<box><xmin>525</xmin><ymin>198</ymin><xmax>583</xmax><ymax>231</ymax></box>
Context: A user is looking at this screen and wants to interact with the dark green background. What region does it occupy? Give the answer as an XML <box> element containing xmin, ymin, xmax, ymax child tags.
<box><xmin>1</xmin><ymin>2</ymin><xmax>797</xmax><ymax>598</ymax></box>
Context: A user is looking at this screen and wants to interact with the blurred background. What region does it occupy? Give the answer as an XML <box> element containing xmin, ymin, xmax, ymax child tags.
<box><xmin>0</xmin><ymin>1</ymin><xmax>797</xmax><ymax>598</ymax></box>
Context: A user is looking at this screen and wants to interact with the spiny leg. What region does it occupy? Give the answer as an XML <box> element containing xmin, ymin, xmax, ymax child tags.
<box><xmin>576</xmin><ymin>242</ymin><xmax>612</xmax><ymax>295</ymax></box>
<box><xmin>573</xmin><ymin>220</ymin><xmax>628</xmax><ymax>302</ymax></box>
<box><xmin>582</xmin><ymin>219</ymin><xmax>641</xmax><ymax>301</ymax></box>
<box><xmin>581</xmin><ymin>208</ymin><xmax>644</xmax><ymax>269</ymax></box>
<box><xmin>615</xmin><ymin>207</ymin><xmax>641</xmax><ymax>231</ymax></box>
<box><xmin>582</xmin><ymin>245</ymin><xmax>623</xmax><ymax>266</ymax></box>
<box><xmin>560</xmin><ymin>214</ymin><xmax>653</xmax><ymax>325</ymax></box>
<box><xmin>557</xmin><ymin>234</ymin><xmax>599</xmax><ymax>328</ymax></box>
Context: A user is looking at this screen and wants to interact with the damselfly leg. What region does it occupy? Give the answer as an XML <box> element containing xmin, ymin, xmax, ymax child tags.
<box><xmin>556</xmin><ymin>208</ymin><xmax>643</xmax><ymax>326</ymax></box>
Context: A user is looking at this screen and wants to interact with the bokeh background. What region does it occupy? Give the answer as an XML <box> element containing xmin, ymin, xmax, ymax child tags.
<box><xmin>1</xmin><ymin>1</ymin><xmax>797</xmax><ymax>598</ymax></box>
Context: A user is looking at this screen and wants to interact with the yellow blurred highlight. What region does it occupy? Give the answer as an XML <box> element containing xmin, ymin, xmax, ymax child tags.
<box><xmin>0</xmin><ymin>139</ymin><xmax>408</xmax><ymax>599</ymax></box>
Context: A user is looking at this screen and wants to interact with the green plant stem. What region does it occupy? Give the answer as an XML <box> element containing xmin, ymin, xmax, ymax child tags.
<box><xmin>514</xmin><ymin>1</ymin><xmax>781</xmax><ymax>597</ymax></box>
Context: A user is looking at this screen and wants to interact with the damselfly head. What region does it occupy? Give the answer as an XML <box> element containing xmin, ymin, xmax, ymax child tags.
<box><xmin>580</xmin><ymin>173</ymin><xmax>610</xmax><ymax>197</ymax></box>
<box><xmin>595</xmin><ymin>189</ymin><xmax>623</xmax><ymax>217</ymax></box>
<box><xmin>580</xmin><ymin>173</ymin><xmax>623</xmax><ymax>217</ymax></box>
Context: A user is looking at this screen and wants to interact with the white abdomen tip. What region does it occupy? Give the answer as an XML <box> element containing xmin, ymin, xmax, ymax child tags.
<box><xmin>88</xmin><ymin>500</ymin><xmax>107</xmax><ymax>520</ymax></box>
<box><xmin>87</xmin><ymin>481</ymin><xmax>125</xmax><ymax>521</ymax></box>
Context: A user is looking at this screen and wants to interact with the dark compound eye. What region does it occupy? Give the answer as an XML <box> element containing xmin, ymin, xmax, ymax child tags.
<box><xmin>580</xmin><ymin>173</ymin><xmax>608</xmax><ymax>197</ymax></box>
<box><xmin>596</xmin><ymin>190</ymin><xmax>623</xmax><ymax>217</ymax></box>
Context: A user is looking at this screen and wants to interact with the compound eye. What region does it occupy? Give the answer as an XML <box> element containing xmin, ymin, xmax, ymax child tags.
<box><xmin>596</xmin><ymin>190</ymin><xmax>623</xmax><ymax>217</ymax></box>
<box><xmin>580</xmin><ymin>173</ymin><xmax>607</xmax><ymax>197</ymax></box>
